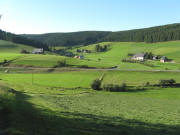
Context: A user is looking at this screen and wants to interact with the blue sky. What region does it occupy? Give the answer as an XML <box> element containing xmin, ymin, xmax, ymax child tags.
<box><xmin>0</xmin><ymin>0</ymin><xmax>180</xmax><ymax>34</ymax></box>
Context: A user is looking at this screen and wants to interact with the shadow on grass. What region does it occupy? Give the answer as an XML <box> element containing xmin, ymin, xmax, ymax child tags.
<box><xmin>154</xmin><ymin>83</ymin><xmax>180</xmax><ymax>88</ymax></box>
<box><xmin>1</xmin><ymin>88</ymin><xmax>180</xmax><ymax>135</ymax></box>
<box><xmin>102</xmin><ymin>86</ymin><xmax>156</xmax><ymax>93</ymax></box>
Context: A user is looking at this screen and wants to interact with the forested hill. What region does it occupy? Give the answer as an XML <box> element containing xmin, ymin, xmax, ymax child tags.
<box><xmin>104</xmin><ymin>23</ymin><xmax>180</xmax><ymax>43</ymax></box>
<box><xmin>0</xmin><ymin>30</ymin><xmax>50</xmax><ymax>51</ymax></box>
<box><xmin>22</xmin><ymin>23</ymin><xmax>180</xmax><ymax>46</ymax></box>
<box><xmin>22</xmin><ymin>31</ymin><xmax>111</xmax><ymax>46</ymax></box>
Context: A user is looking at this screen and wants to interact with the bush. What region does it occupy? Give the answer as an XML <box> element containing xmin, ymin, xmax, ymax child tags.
<box><xmin>121</xmin><ymin>83</ymin><xmax>127</xmax><ymax>91</ymax></box>
<box><xmin>3</xmin><ymin>59</ymin><xmax>7</xmax><ymax>63</ymax></box>
<box><xmin>146</xmin><ymin>82</ymin><xmax>150</xmax><ymax>86</ymax></box>
<box><xmin>103</xmin><ymin>83</ymin><xmax>127</xmax><ymax>92</ymax></box>
<box><xmin>95</xmin><ymin>44</ymin><xmax>108</xmax><ymax>52</ymax></box>
<box><xmin>78</xmin><ymin>65</ymin><xmax>89</xmax><ymax>68</ymax></box>
<box><xmin>91</xmin><ymin>79</ymin><xmax>102</xmax><ymax>90</ymax></box>
<box><xmin>20</xmin><ymin>49</ymin><xmax>29</xmax><ymax>54</ymax></box>
<box><xmin>103</xmin><ymin>84</ymin><xmax>119</xmax><ymax>92</ymax></box>
<box><xmin>57</xmin><ymin>59</ymin><xmax>67</xmax><ymax>67</ymax></box>
<box><xmin>127</xmin><ymin>53</ymin><xmax>134</xmax><ymax>56</ymax></box>
<box><xmin>169</xmin><ymin>79</ymin><xmax>176</xmax><ymax>85</ymax></box>
<box><xmin>159</xmin><ymin>79</ymin><xmax>176</xmax><ymax>87</ymax></box>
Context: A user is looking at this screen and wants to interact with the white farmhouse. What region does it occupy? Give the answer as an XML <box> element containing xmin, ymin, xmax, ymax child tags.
<box><xmin>132</xmin><ymin>53</ymin><xmax>145</xmax><ymax>61</ymax></box>
<box><xmin>32</xmin><ymin>48</ymin><xmax>44</xmax><ymax>54</ymax></box>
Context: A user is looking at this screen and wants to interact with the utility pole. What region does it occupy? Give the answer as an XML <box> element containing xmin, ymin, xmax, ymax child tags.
<box><xmin>32</xmin><ymin>70</ymin><xmax>34</xmax><ymax>85</ymax></box>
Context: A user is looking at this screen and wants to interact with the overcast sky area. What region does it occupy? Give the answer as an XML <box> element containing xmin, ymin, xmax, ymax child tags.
<box><xmin>0</xmin><ymin>0</ymin><xmax>180</xmax><ymax>34</ymax></box>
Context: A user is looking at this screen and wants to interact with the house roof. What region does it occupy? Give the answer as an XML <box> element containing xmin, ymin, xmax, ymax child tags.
<box><xmin>74</xmin><ymin>56</ymin><xmax>79</xmax><ymax>58</ymax></box>
<box><xmin>160</xmin><ymin>56</ymin><xmax>167</xmax><ymax>60</ymax></box>
<box><xmin>32</xmin><ymin>48</ymin><xmax>43</xmax><ymax>53</ymax></box>
<box><xmin>132</xmin><ymin>53</ymin><xmax>145</xmax><ymax>58</ymax></box>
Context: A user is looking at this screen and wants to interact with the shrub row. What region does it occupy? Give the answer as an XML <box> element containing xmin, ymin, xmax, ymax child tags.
<box><xmin>159</xmin><ymin>79</ymin><xmax>176</xmax><ymax>87</ymax></box>
<box><xmin>91</xmin><ymin>78</ymin><xmax>177</xmax><ymax>92</ymax></box>
<box><xmin>102</xmin><ymin>83</ymin><xmax>126</xmax><ymax>92</ymax></box>
<box><xmin>91</xmin><ymin>79</ymin><xmax>127</xmax><ymax>92</ymax></box>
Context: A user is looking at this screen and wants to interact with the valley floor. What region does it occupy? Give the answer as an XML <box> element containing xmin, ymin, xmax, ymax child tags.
<box><xmin>1</xmin><ymin>40</ymin><xmax>180</xmax><ymax>134</ymax></box>
<box><xmin>1</xmin><ymin>69</ymin><xmax>180</xmax><ymax>135</ymax></box>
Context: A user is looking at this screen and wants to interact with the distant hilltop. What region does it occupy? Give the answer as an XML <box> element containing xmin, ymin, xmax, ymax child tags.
<box><xmin>21</xmin><ymin>23</ymin><xmax>180</xmax><ymax>47</ymax></box>
<box><xmin>1</xmin><ymin>23</ymin><xmax>180</xmax><ymax>48</ymax></box>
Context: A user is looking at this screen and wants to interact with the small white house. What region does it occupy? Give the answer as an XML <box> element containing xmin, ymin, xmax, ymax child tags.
<box><xmin>79</xmin><ymin>54</ymin><xmax>84</xmax><ymax>60</ymax></box>
<box><xmin>32</xmin><ymin>48</ymin><xmax>44</xmax><ymax>54</ymax></box>
<box><xmin>132</xmin><ymin>53</ymin><xmax>145</xmax><ymax>61</ymax></box>
<box><xmin>153</xmin><ymin>56</ymin><xmax>158</xmax><ymax>60</ymax></box>
<box><xmin>4</xmin><ymin>70</ymin><xmax>9</xmax><ymax>73</ymax></box>
<box><xmin>160</xmin><ymin>56</ymin><xmax>167</xmax><ymax>63</ymax></box>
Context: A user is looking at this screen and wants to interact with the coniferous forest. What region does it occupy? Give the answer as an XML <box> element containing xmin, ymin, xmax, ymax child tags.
<box><xmin>103</xmin><ymin>23</ymin><xmax>180</xmax><ymax>43</ymax></box>
<box><xmin>1</xmin><ymin>23</ymin><xmax>180</xmax><ymax>47</ymax></box>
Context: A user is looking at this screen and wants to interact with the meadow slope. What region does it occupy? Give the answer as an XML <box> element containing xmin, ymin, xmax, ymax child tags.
<box><xmin>1</xmin><ymin>70</ymin><xmax>180</xmax><ymax>135</ymax></box>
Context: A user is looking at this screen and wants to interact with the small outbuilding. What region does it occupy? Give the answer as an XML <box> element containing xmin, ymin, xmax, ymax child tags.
<box><xmin>65</xmin><ymin>52</ymin><xmax>73</xmax><ymax>57</ymax></box>
<box><xmin>160</xmin><ymin>56</ymin><xmax>168</xmax><ymax>63</ymax></box>
<box><xmin>79</xmin><ymin>54</ymin><xmax>84</xmax><ymax>60</ymax></box>
<box><xmin>74</xmin><ymin>56</ymin><xmax>79</xmax><ymax>59</ymax></box>
<box><xmin>153</xmin><ymin>56</ymin><xmax>158</xmax><ymax>60</ymax></box>
<box><xmin>4</xmin><ymin>70</ymin><xmax>9</xmax><ymax>73</ymax></box>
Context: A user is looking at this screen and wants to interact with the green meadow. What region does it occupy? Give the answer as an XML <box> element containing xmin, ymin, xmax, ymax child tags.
<box><xmin>0</xmin><ymin>40</ymin><xmax>33</xmax><ymax>53</ymax></box>
<box><xmin>72</xmin><ymin>41</ymin><xmax>180</xmax><ymax>70</ymax></box>
<box><xmin>1</xmin><ymin>40</ymin><xmax>180</xmax><ymax>135</ymax></box>
<box><xmin>1</xmin><ymin>70</ymin><xmax>180</xmax><ymax>135</ymax></box>
<box><xmin>1</xmin><ymin>40</ymin><xmax>180</xmax><ymax>70</ymax></box>
<box><xmin>0</xmin><ymin>40</ymin><xmax>33</xmax><ymax>62</ymax></box>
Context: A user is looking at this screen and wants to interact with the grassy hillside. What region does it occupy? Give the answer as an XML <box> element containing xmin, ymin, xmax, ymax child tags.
<box><xmin>1</xmin><ymin>39</ymin><xmax>180</xmax><ymax>134</ymax></box>
<box><xmin>0</xmin><ymin>40</ymin><xmax>34</xmax><ymax>62</ymax></box>
<box><xmin>11</xmin><ymin>54</ymin><xmax>113</xmax><ymax>68</ymax></box>
<box><xmin>0</xmin><ymin>30</ymin><xmax>49</xmax><ymax>50</ymax></box>
<box><xmin>71</xmin><ymin>41</ymin><xmax>180</xmax><ymax>70</ymax></box>
<box><xmin>0</xmin><ymin>40</ymin><xmax>33</xmax><ymax>53</ymax></box>
<box><xmin>0</xmin><ymin>40</ymin><xmax>178</xmax><ymax>70</ymax></box>
<box><xmin>1</xmin><ymin>70</ymin><xmax>180</xmax><ymax>134</ymax></box>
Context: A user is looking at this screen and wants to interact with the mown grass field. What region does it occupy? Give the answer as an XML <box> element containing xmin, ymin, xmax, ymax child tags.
<box><xmin>1</xmin><ymin>70</ymin><xmax>180</xmax><ymax>135</ymax></box>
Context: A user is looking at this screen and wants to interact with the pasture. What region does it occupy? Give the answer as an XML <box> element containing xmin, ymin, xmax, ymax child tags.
<box><xmin>1</xmin><ymin>69</ymin><xmax>180</xmax><ymax>135</ymax></box>
<box><xmin>72</xmin><ymin>41</ymin><xmax>180</xmax><ymax>70</ymax></box>
<box><xmin>1</xmin><ymin>40</ymin><xmax>180</xmax><ymax>134</ymax></box>
<box><xmin>1</xmin><ymin>40</ymin><xmax>180</xmax><ymax>70</ymax></box>
<box><xmin>0</xmin><ymin>40</ymin><xmax>33</xmax><ymax>53</ymax></box>
<box><xmin>0</xmin><ymin>40</ymin><xmax>33</xmax><ymax>63</ymax></box>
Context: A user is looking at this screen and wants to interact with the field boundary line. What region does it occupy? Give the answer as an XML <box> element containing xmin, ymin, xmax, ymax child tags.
<box><xmin>1</xmin><ymin>66</ymin><xmax>180</xmax><ymax>72</ymax></box>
